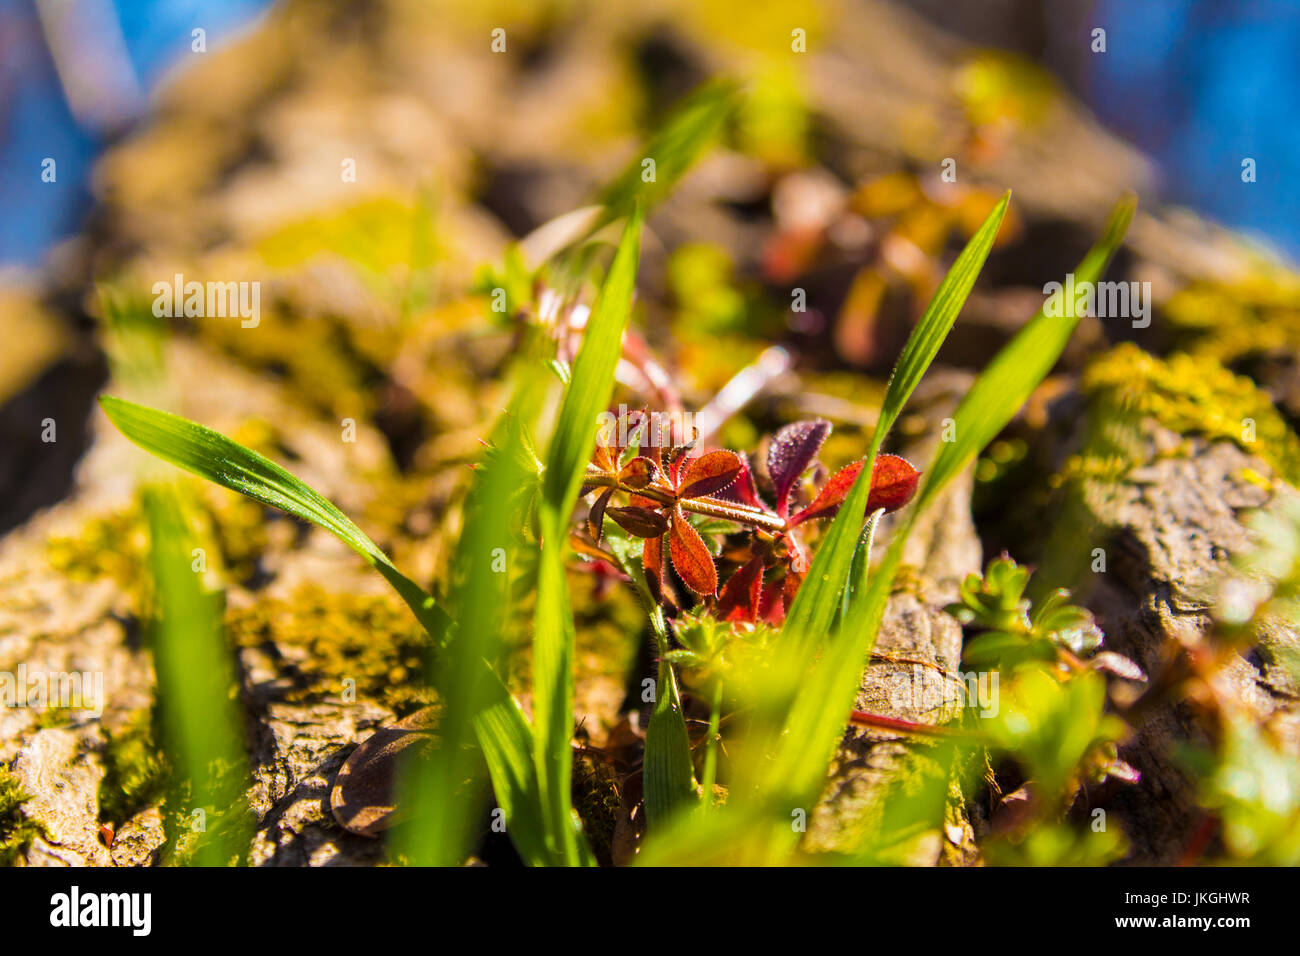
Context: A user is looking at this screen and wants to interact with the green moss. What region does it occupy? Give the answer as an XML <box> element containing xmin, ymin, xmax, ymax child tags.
<box><xmin>33</xmin><ymin>708</ymin><xmax>78</xmax><ymax>730</ymax></box>
<box><xmin>956</xmin><ymin>51</ymin><xmax>1059</xmax><ymax>131</ymax></box>
<box><xmin>256</xmin><ymin>196</ymin><xmax>441</xmax><ymax>288</ymax></box>
<box><xmin>198</xmin><ymin>313</ymin><xmax>378</xmax><ymax>422</ymax></box>
<box><xmin>668</xmin><ymin>243</ymin><xmax>785</xmax><ymax>340</ymax></box>
<box><xmin>47</xmin><ymin>490</ymin><xmax>269</xmax><ymax>607</ymax></box>
<box><xmin>99</xmin><ymin>708</ymin><xmax>170</xmax><ymax>826</ymax></box>
<box><xmin>100</xmin><ymin>709</ymin><xmax>253</xmax><ymax>863</ymax></box>
<box><xmin>1063</xmin><ymin>343</ymin><xmax>1300</xmax><ymax>486</ymax></box>
<box><xmin>0</xmin><ymin>763</ymin><xmax>46</xmax><ymax>866</ymax></box>
<box><xmin>224</xmin><ymin>585</ymin><xmax>435</xmax><ymax>715</ymax></box>
<box><xmin>47</xmin><ymin>508</ymin><xmax>151</xmax><ymax>601</ymax></box>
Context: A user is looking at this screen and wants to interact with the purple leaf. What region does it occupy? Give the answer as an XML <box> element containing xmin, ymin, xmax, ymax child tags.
<box><xmin>766</xmin><ymin>420</ymin><xmax>831</xmax><ymax>517</ymax></box>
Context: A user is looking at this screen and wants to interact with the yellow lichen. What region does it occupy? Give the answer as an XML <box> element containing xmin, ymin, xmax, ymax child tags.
<box><xmin>1163</xmin><ymin>270</ymin><xmax>1300</xmax><ymax>364</ymax></box>
<box><xmin>1067</xmin><ymin>343</ymin><xmax>1300</xmax><ymax>486</ymax></box>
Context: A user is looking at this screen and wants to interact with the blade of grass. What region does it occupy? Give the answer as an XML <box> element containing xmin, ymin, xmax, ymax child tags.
<box><xmin>594</xmin><ymin>80</ymin><xmax>739</xmax><ymax>229</ymax></box>
<box><xmin>915</xmin><ymin>193</ymin><xmax>1136</xmax><ymax>513</ymax></box>
<box><xmin>604</xmin><ymin>530</ymin><xmax>698</xmax><ymax>827</ymax></box>
<box><xmin>644</xmin><ymin>650</ymin><xmax>697</xmax><ymax>827</ymax></box>
<box><xmin>399</xmin><ymin>373</ymin><xmax>541</xmax><ymax>865</ymax></box>
<box><xmin>104</xmin><ymin>393</ymin><xmax>566</xmax><ymax>864</ymax></box>
<box><xmin>533</xmin><ymin>209</ymin><xmax>644</xmax><ymax>864</ymax></box>
<box><xmin>777</xmin><ymin>192</ymin><xmax>1010</xmax><ymax>658</ymax></box>
<box><xmin>699</xmin><ymin>679</ymin><xmax>723</xmax><ymax>804</ymax></box>
<box><xmin>473</xmin><ymin>682</ymin><xmax>552</xmax><ymax>864</ymax></box>
<box><xmin>99</xmin><ymin>396</ymin><xmax>449</xmax><ymax>640</ymax></box>
<box><xmin>142</xmin><ymin>486</ymin><xmax>250</xmax><ymax>866</ymax></box>
<box><xmin>779</xmin><ymin>192</ymin><xmax>1136</xmax><ymax>820</ymax></box>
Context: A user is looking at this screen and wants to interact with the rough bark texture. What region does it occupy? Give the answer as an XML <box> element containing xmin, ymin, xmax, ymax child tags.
<box><xmin>806</xmin><ymin>371</ymin><xmax>981</xmax><ymax>861</ymax></box>
<box><xmin>1070</xmin><ymin>436</ymin><xmax>1300</xmax><ymax>864</ymax></box>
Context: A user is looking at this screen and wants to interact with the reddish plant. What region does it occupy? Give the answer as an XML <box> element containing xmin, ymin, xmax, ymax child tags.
<box><xmin>582</xmin><ymin>414</ymin><xmax>919</xmax><ymax>624</ymax></box>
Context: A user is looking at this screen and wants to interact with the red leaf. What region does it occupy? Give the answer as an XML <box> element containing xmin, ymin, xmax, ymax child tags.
<box><xmin>677</xmin><ymin>449</ymin><xmax>743</xmax><ymax>500</ymax></box>
<box><xmin>608</xmin><ymin>506</ymin><xmax>669</xmax><ymax>539</ymax></box>
<box><xmin>788</xmin><ymin>454</ymin><xmax>919</xmax><ymax>527</ymax></box>
<box><xmin>758</xmin><ymin>576</ymin><xmax>785</xmax><ymax>624</ymax></box>
<box><xmin>592</xmin><ymin>422</ymin><xmax>619</xmax><ymax>472</ymax></box>
<box><xmin>717</xmin><ymin>556</ymin><xmax>764</xmax><ymax>622</ymax></box>
<box><xmin>587</xmin><ymin>488</ymin><xmax>613</xmax><ymax>541</ymax></box>
<box><xmin>713</xmin><ymin>453</ymin><xmax>767</xmax><ymax>511</ymax></box>
<box><xmin>668</xmin><ymin>506</ymin><xmax>717</xmax><ymax>596</ymax></box>
<box><xmin>865</xmin><ymin>454</ymin><xmax>921</xmax><ymax>515</ymax></box>
<box><xmin>667</xmin><ymin>441</ymin><xmax>696</xmax><ymax>485</ymax></box>
<box><xmin>644</xmin><ymin>533</ymin><xmax>664</xmax><ymax>602</ymax></box>
<box><xmin>783</xmin><ymin>568</ymin><xmax>804</xmax><ymax>607</ymax></box>
<box><xmin>618</xmin><ymin>455</ymin><xmax>659</xmax><ymax>490</ymax></box>
<box><xmin>767</xmin><ymin>420</ymin><xmax>831</xmax><ymax>517</ymax></box>
<box><xmin>789</xmin><ymin>459</ymin><xmax>862</xmax><ymax>526</ymax></box>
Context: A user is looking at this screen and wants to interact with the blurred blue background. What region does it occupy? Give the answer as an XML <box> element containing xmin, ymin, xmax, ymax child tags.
<box><xmin>1086</xmin><ymin>0</ymin><xmax>1300</xmax><ymax>260</ymax></box>
<box><xmin>0</xmin><ymin>0</ymin><xmax>270</xmax><ymax>265</ymax></box>
<box><xmin>2</xmin><ymin>0</ymin><xmax>1298</xmax><ymax>266</ymax></box>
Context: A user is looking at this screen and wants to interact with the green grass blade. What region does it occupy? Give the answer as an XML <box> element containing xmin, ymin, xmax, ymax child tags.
<box><xmin>540</xmin><ymin>209</ymin><xmax>645</xmax><ymax>511</ymax></box>
<box><xmin>595</xmin><ymin>80</ymin><xmax>739</xmax><ymax>228</ymax></box>
<box><xmin>777</xmin><ymin>192</ymin><xmax>1135</xmax><ymax>818</ymax></box>
<box><xmin>604</xmin><ymin>532</ymin><xmax>698</xmax><ymax>827</ymax></box>
<box><xmin>533</xmin><ymin>210</ymin><xmax>644</xmax><ymax>864</ymax></box>
<box><xmin>103</xmin><ymin>394</ymin><xmax>565</xmax><ymax>864</ymax></box>
<box><xmin>775</xmin><ymin>513</ymin><xmax>901</xmax><ymax>804</ymax></box>
<box><xmin>873</xmin><ymin>191</ymin><xmax>1013</xmax><ymax>449</ymax></box>
<box><xmin>916</xmin><ymin>193</ymin><xmax>1136</xmax><ymax>512</ymax></box>
<box><xmin>644</xmin><ymin>663</ymin><xmax>697</xmax><ymax>827</ymax></box>
<box><xmin>99</xmin><ymin>395</ymin><xmax>448</xmax><ymax>639</ymax></box>
<box><xmin>399</xmin><ymin>398</ymin><xmax>535</xmax><ymax>865</ymax></box>
<box><xmin>778</xmin><ymin>192</ymin><xmax>1009</xmax><ymax>653</ymax></box>
<box><xmin>473</xmin><ymin>678</ymin><xmax>554</xmax><ymax>866</ymax></box>
<box><xmin>142</xmin><ymin>486</ymin><xmax>250</xmax><ymax>866</ymax></box>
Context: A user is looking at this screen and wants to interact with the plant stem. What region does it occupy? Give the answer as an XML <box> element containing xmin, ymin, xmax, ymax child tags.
<box><xmin>848</xmin><ymin>710</ymin><xmax>978</xmax><ymax>740</ymax></box>
<box><xmin>700</xmin><ymin>679</ymin><xmax>723</xmax><ymax>802</ymax></box>
<box><xmin>583</xmin><ymin>470</ymin><xmax>787</xmax><ymax>533</ymax></box>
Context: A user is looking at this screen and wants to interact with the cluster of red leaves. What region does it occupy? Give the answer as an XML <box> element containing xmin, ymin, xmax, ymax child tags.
<box><xmin>584</xmin><ymin>416</ymin><xmax>919</xmax><ymax>626</ymax></box>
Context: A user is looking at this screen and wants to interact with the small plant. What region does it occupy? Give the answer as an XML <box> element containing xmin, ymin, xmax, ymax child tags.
<box><xmin>1187</xmin><ymin>495</ymin><xmax>1300</xmax><ymax>864</ymax></box>
<box><xmin>581</xmin><ymin>414</ymin><xmax>919</xmax><ymax>616</ymax></box>
<box><xmin>949</xmin><ymin>555</ymin><xmax>1142</xmax><ymax>682</ymax></box>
